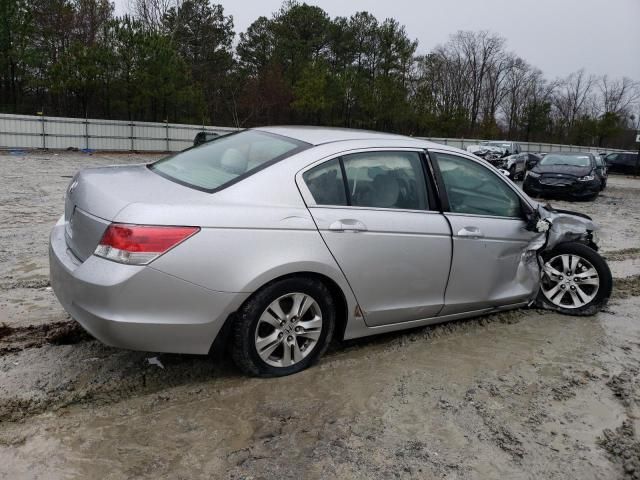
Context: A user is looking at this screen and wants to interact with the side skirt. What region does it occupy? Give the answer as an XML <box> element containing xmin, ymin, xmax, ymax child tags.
<box><xmin>342</xmin><ymin>302</ymin><xmax>529</xmax><ymax>340</ymax></box>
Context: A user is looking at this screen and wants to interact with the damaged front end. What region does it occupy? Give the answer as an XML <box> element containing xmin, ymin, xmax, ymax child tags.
<box><xmin>520</xmin><ymin>203</ymin><xmax>602</xmax><ymax>309</ymax></box>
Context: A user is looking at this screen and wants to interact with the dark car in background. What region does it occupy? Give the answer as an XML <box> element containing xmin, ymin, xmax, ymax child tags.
<box><xmin>523</xmin><ymin>152</ymin><xmax>543</xmax><ymax>170</ymax></box>
<box><xmin>523</xmin><ymin>152</ymin><xmax>602</xmax><ymax>200</ymax></box>
<box><xmin>193</xmin><ymin>131</ymin><xmax>221</xmax><ymax>146</ymax></box>
<box><xmin>605</xmin><ymin>152</ymin><xmax>639</xmax><ymax>175</ymax></box>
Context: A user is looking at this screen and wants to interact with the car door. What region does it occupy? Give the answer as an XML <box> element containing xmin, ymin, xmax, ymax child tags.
<box><xmin>429</xmin><ymin>150</ymin><xmax>539</xmax><ymax>315</ymax></box>
<box><xmin>297</xmin><ymin>149</ymin><xmax>452</xmax><ymax>327</ymax></box>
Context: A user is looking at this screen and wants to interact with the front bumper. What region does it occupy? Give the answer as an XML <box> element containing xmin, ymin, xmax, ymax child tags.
<box><xmin>49</xmin><ymin>217</ymin><xmax>248</xmax><ymax>354</ymax></box>
<box><xmin>523</xmin><ymin>175</ymin><xmax>600</xmax><ymax>198</ymax></box>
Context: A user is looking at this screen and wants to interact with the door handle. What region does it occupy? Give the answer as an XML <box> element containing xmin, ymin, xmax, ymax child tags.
<box><xmin>329</xmin><ymin>219</ymin><xmax>368</xmax><ymax>232</ymax></box>
<box><xmin>457</xmin><ymin>226</ymin><xmax>484</xmax><ymax>239</ymax></box>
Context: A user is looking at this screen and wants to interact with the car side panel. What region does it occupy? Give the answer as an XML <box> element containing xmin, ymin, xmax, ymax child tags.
<box><xmin>440</xmin><ymin>214</ymin><xmax>538</xmax><ymax>315</ymax></box>
<box><xmin>308</xmin><ymin>207</ymin><xmax>452</xmax><ymax>326</ymax></box>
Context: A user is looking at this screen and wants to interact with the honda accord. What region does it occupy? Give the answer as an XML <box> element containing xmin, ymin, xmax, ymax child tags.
<box><xmin>50</xmin><ymin>128</ymin><xmax>612</xmax><ymax>376</ymax></box>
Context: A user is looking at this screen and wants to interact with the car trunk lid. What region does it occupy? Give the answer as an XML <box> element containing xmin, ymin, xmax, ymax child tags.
<box><xmin>64</xmin><ymin>164</ymin><xmax>204</xmax><ymax>261</ymax></box>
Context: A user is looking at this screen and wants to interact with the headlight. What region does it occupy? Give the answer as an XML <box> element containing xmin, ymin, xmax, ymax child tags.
<box><xmin>578</xmin><ymin>174</ymin><xmax>595</xmax><ymax>181</ymax></box>
<box><xmin>526</xmin><ymin>171</ymin><xmax>540</xmax><ymax>179</ymax></box>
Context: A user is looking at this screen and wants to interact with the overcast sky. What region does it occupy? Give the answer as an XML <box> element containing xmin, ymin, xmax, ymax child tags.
<box><xmin>114</xmin><ymin>0</ymin><xmax>640</xmax><ymax>80</ymax></box>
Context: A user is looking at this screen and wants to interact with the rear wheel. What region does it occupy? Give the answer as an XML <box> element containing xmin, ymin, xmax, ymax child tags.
<box><xmin>537</xmin><ymin>242</ymin><xmax>611</xmax><ymax>316</ymax></box>
<box><xmin>231</xmin><ymin>277</ymin><xmax>335</xmax><ymax>377</ymax></box>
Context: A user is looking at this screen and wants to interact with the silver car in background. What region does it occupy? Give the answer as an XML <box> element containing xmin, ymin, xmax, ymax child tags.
<box><xmin>50</xmin><ymin>127</ymin><xmax>612</xmax><ymax>377</ymax></box>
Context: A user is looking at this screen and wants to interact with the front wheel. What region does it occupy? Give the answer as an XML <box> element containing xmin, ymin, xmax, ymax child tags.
<box><xmin>537</xmin><ymin>242</ymin><xmax>612</xmax><ymax>316</ymax></box>
<box><xmin>231</xmin><ymin>277</ymin><xmax>335</xmax><ymax>377</ymax></box>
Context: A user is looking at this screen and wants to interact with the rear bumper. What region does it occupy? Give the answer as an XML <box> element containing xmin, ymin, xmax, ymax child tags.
<box><xmin>49</xmin><ymin>217</ymin><xmax>249</xmax><ymax>354</ymax></box>
<box><xmin>523</xmin><ymin>177</ymin><xmax>600</xmax><ymax>198</ymax></box>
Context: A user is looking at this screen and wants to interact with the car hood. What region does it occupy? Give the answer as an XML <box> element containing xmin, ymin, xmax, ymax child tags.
<box><xmin>533</xmin><ymin>164</ymin><xmax>592</xmax><ymax>176</ymax></box>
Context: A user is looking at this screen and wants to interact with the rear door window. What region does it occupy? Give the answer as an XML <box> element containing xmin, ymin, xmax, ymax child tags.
<box><xmin>342</xmin><ymin>152</ymin><xmax>429</xmax><ymax>210</ymax></box>
<box><xmin>302</xmin><ymin>151</ymin><xmax>430</xmax><ymax>210</ymax></box>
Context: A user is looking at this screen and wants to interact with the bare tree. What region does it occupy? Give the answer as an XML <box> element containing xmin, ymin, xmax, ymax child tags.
<box><xmin>598</xmin><ymin>76</ymin><xmax>640</xmax><ymax>115</ymax></box>
<box><xmin>449</xmin><ymin>30</ymin><xmax>506</xmax><ymax>133</ymax></box>
<box><xmin>553</xmin><ymin>69</ymin><xmax>596</xmax><ymax>132</ymax></box>
<box><xmin>130</xmin><ymin>0</ymin><xmax>179</xmax><ymax>30</ymax></box>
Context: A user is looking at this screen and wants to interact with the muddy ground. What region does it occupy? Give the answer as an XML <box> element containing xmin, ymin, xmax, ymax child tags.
<box><xmin>1</xmin><ymin>151</ymin><xmax>639</xmax><ymax>479</ymax></box>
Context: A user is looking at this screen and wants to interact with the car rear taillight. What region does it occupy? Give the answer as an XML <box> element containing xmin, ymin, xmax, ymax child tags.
<box><xmin>94</xmin><ymin>224</ymin><xmax>200</xmax><ymax>265</ymax></box>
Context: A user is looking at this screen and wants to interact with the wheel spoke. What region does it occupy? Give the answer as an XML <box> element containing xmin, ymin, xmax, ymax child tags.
<box><xmin>574</xmin><ymin>268</ymin><xmax>597</xmax><ymax>279</ymax></box>
<box><xmin>259</xmin><ymin>310</ymin><xmax>282</xmax><ymax>329</ymax></box>
<box><xmin>561</xmin><ymin>255</ymin><xmax>571</xmax><ymax>274</ymax></box>
<box><xmin>256</xmin><ymin>332</ymin><xmax>281</xmax><ymax>359</ymax></box>
<box><xmin>268</xmin><ymin>301</ymin><xmax>287</xmax><ymax>322</ymax></box>
<box><xmin>292</xmin><ymin>341</ymin><xmax>303</xmax><ymax>363</ymax></box>
<box><xmin>544</xmin><ymin>264</ymin><xmax>564</xmax><ymax>278</ymax></box>
<box><xmin>298</xmin><ymin>315</ymin><xmax>322</xmax><ymax>330</ymax></box>
<box><xmin>574</xmin><ymin>285</ymin><xmax>590</xmax><ymax>304</ymax></box>
<box><xmin>291</xmin><ymin>293</ymin><xmax>313</xmax><ymax>318</ymax></box>
<box><xmin>544</xmin><ymin>283</ymin><xmax>562</xmax><ymax>300</ymax></box>
<box><xmin>569</xmin><ymin>289</ymin><xmax>582</xmax><ymax>307</ymax></box>
<box><xmin>281</xmin><ymin>342</ymin><xmax>293</xmax><ymax>366</ymax></box>
<box><xmin>298</xmin><ymin>329</ymin><xmax>321</xmax><ymax>341</ymax></box>
<box><xmin>579</xmin><ymin>277</ymin><xmax>599</xmax><ymax>286</ymax></box>
<box><xmin>569</xmin><ymin>255</ymin><xmax>579</xmax><ymax>274</ymax></box>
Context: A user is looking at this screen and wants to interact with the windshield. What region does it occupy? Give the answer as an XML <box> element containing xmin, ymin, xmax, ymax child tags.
<box><xmin>150</xmin><ymin>130</ymin><xmax>307</xmax><ymax>191</ymax></box>
<box><xmin>539</xmin><ymin>154</ymin><xmax>591</xmax><ymax>167</ymax></box>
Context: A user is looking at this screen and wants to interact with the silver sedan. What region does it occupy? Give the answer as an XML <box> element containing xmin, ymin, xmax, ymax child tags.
<box><xmin>50</xmin><ymin>127</ymin><xmax>612</xmax><ymax>376</ymax></box>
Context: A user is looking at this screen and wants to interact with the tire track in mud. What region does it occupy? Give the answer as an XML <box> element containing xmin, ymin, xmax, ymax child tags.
<box><xmin>0</xmin><ymin>320</ymin><xmax>90</xmax><ymax>355</ymax></box>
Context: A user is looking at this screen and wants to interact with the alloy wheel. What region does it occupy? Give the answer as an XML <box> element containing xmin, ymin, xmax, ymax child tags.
<box><xmin>541</xmin><ymin>254</ymin><xmax>600</xmax><ymax>309</ymax></box>
<box><xmin>254</xmin><ymin>292</ymin><xmax>323</xmax><ymax>367</ymax></box>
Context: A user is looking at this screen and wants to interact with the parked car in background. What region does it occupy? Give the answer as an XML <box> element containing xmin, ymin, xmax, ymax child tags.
<box><xmin>50</xmin><ymin>127</ymin><xmax>611</xmax><ymax>377</ymax></box>
<box><xmin>481</xmin><ymin>141</ymin><xmax>522</xmax><ymax>156</ymax></box>
<box><xmin>193</xmin><ymin>131</ymin><xmax>221</xmax><ymax>146</ymax></box>
<box><xmin>503</xmin><ymin>153</ymin><xmax>527</xmax><ymax>180</ymax></box>
<box><xmin>594</xmin><ymin>155</ymin><xmax>608</xmax><ymax>190</ymax></box>
<box><xmin>605</xmin><ymin>152</ymin><xmax>639</xmax><ymax>175</ymax></box>
<box><xmin>523</xmin><ymin>152</ymin><xmax>602</xmax><ymax>200</ymax></box>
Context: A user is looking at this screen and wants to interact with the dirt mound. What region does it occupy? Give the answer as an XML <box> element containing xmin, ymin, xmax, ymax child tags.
<box><xmin>0</xmin><ymin>320</ymin><xmax>91</xmax><ymax>355</ymax></box>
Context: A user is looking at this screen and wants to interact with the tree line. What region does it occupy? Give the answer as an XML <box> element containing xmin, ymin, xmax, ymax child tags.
<box><xmin>1</xmin><ymin>0</ymin><xmax>639</xmax><ymax>148</ymax></box>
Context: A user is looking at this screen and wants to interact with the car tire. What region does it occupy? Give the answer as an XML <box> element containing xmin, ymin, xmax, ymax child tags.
<box><xmin>231</xmin><ymin>277</ymin><xmax>335</xmax><ymax>377</ymax></box>
<box><xmin>509</xmin><ymin>165</ymin><xmax>516</xmax><ymax>180</ymax></box>
<box><xmin>536</xmin><ymin>242</ymin><xmax>612</xmax><ymax>316</ymax></box>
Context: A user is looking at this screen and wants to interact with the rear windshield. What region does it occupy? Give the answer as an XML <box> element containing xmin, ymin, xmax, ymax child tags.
<box><xmin>540</xmin><ymin>154</ymin><xmax>591</xmax><ymax>167</ymax></box>
<box><xmin>150</xmin><ymin>130</ymin><xmax>307</xmax><ymax>191</ymax></box>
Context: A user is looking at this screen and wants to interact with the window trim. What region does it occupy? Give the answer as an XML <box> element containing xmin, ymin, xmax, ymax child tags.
<box><xmin>427</xmin><ymin>148</ymin><xmax>534</xmax><ymax>220</ymax></box>
<box><xmin>296</xmin><ymin>147</ymin><xmax>436</xmax><ymax>213</ymax></box>
<box><xmin>149</xmin><ymin>129</ymin><xmax>311</xmax><ymax>194</ymax></box>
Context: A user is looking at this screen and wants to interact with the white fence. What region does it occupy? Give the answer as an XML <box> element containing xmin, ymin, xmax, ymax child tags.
<box><xmin>0</xmin><ymin>113</ymin><xmax>236</xmax><ymax>152</ymax></box>
<box><xmin>0</xmin><ymin>112</ymin><xmax>625</xmax><ymax>154</ymax></box>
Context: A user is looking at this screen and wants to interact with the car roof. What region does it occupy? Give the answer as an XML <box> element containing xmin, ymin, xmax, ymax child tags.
<box><xmin>253</xmin><ymin>125</ymin><xmax>413</xmax><ymax>146</ymax></box>
<box><xmin>547</xmin><ymin>152</ymin><xmax>594</xmax><ymax>155</ymax></box>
